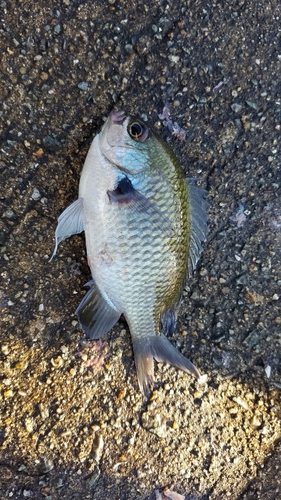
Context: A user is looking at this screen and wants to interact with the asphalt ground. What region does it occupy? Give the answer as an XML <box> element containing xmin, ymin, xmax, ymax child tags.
<box><xmin>1</xmin><ymin>1</ymin><xmax>281</xmax><ymax>499</ymax></box>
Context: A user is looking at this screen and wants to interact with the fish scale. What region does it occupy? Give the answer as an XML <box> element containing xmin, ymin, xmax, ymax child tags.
<box><xmin>97</xmin><ymin>180</ymin><xmax>178</xmax><ymax>312</ymax></box>
<box><xmin>51</xmin><ymin>109</ymin><xmax>209</xmax><ymax>396</ymax></box>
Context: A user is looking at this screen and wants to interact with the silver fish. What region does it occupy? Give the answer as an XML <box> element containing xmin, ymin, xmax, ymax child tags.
<box><xmin>51</xmin><ymin>110</ymin><xmax>208</xmax><ymax>396</ymax></box>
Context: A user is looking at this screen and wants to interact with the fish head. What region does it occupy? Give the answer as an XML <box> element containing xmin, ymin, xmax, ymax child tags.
<box><xmin>99</xmin><ymin>110</ymin><xmax>160</xmax><ymax>175</ymax></box>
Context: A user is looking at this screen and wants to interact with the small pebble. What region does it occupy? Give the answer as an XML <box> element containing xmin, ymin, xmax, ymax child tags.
<box><xmin>23</xmin><ymin>490</ymin><xmax>32</xmax><ymax>497</ymax></box>
<box><xmin>251</xmin><ymin>416</ymin><xmax>262</xmax><ymax>428</ymax></box>
<box><xmin>25</xmin><ymin>418</ymin><xmax>34</xmax><ymax>433</ymax></box>
<box><xmin>78</xmin><ymin>81</ymin><xmax>88</xmax><ymax>91</ymax></box>
<box><xmin>231</xmin><ymin>103</ymin><xmax>242</xmax><ymax>113</ymax></box>
<box><xmin>31</xmin><ymin>188</ymin><xmax>41</xmax><ymax>200</ymax></box>
<box><xmin>233</xmin><ymin>396</ymin><xmax>248</xmax><ymax>410</ymax></box>
<box><xmin>198</xmin><ymin>374</ymin><xmax>208</xmax><ymax>385</ymax></box>
<box><xmin>4</xmin><ymin>389</ymin><xmax>14</xmax><ymax>398</ymax></box>
<box><xmin>54</xmin><ymin>24</ymin><xmax>61</xmax><ymax>34</ymax></box>
<box><xmin>51</xmin><ymin>356</ymin><xmax>63</xmax><ymax>368</ymax></box>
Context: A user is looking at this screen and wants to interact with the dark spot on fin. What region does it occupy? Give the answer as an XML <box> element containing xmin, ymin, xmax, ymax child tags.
<box><xmin>50</xmin><ymin>198</ymin><xmax>84</xmax><ymax>261</ymax></box>
<box><xmin>187</xmin><ymin>179</ymin><xmax>209</xmax><ymax>275</ymax></box>
<box><xmin>161</xmin><ymin>307</ymin><xmax>178</xmax><ymax>336</ymax></box>
<box><xmin>107</xmin><ymin>176</ymin><xmax>136</xmax><ymax>204</ymax></box>
<box><xmin>133</xmin><ymin>335</ymin><xmax>200</xmax><ymax>398</ymax></box>
<box><xmin>76</xmin><ymin>281</ymin><xmax>120</xmax><ymax>339</ymax></box>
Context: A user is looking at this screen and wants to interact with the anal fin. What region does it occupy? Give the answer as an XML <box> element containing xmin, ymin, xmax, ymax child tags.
<box><xmin>50</xmin><ymin>198</ymin><xmax>84</xmax><ymax>260</ymax></box>
<box><xmin>76</xmin><ymin>281</ymin><xmax>120</xmax><ymax>339</ymax></box>
<box><xmin>161</xmin><ymin>307</ymin><xmax>178</xmax><ymax>336</ymax></box>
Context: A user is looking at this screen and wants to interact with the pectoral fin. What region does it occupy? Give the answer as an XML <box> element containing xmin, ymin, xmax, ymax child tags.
<box><xmin>107</xmin><ymin>176</ymin><xmax>136</xmax><ymax>205</ymax></box>
<box><xmin>50</xmin><ymin>198</ymin><xmax>84</xmax><ymax>260</ymax></box>
<box><xmin>107</xmin><ymin>175</ymin><xmax>173</xmax><ymax>231</ymax></box>
<box><xmin>76</xmin><ymin>281</ymin><xmax>121</xmax><ymax>339</ymax></box>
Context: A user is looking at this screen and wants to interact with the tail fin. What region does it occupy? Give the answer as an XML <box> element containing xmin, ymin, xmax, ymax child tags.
<box><xmin>133</xmin><ymin>335</ymin><xmax>200</xmax><ymax>397</ymax></box>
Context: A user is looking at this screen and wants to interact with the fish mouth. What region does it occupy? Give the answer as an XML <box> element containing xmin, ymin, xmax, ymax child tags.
<box><xmin>110</xmin><ymin>109</ymin><xmax>126</xmax><ymax>125</ymax></box>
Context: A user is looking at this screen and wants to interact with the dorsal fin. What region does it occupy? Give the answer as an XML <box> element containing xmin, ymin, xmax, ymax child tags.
<box><xmin>187</xmin><ymin>179</ymin><xmax>209</xmax><ymax>275</ymax></box>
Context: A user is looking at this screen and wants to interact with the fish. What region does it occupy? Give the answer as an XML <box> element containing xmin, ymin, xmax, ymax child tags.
<box><xmin>51</xmin><ymin>109</ymin><xmax>209</xmax><ymax>397</ymax></box>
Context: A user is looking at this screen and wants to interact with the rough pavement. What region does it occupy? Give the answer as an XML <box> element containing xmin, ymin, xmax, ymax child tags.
<box><xmin>1</xmin><ymin>1</ymin><xmax>281</xmax><ymax>499</ymax></box>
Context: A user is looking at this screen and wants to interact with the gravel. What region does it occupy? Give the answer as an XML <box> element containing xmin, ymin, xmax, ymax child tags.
<box><xmin>0</xmin><ymin>0</ymin><xmax>281</xmax><ymax>499</ymax></box>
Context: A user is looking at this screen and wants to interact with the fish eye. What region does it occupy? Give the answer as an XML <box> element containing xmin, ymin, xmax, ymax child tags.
<box><xmin>128</xmin><ymin>121</ymin><xmax>148</xmax><ymax>142</ymax></box>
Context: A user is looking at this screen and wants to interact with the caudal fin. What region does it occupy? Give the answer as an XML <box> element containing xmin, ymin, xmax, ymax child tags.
<box><xmin>133</xmin><ymin>335</ymin><xmax>200</xmax><ymax>397</ymax></box>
